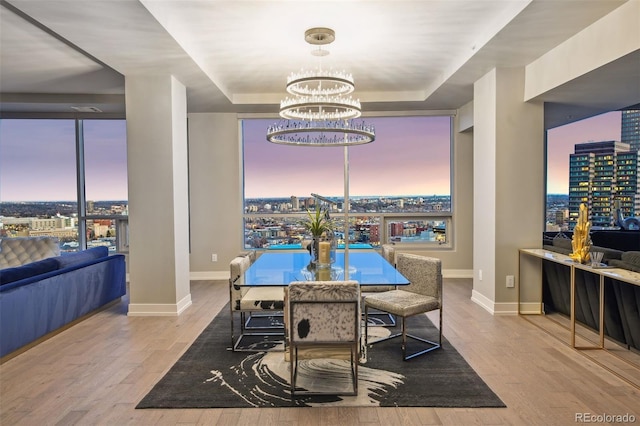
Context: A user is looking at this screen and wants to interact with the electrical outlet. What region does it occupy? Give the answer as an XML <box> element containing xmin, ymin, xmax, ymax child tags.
<box><xmin>211</xmin><ymin>253</ymin><xmax>218</xmax><ymax>262</ymax></box>
<box><xmin>506</xmin><ymin>275</ymin><xmax>515</xmax><ymax>288</ymax></box>
<box><xmin>478</xmin><ymin>269</ymin><xmax>483</xmax><ymax>281</ymax></box>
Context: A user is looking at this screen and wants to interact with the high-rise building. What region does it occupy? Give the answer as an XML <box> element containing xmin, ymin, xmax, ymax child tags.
<box><xmin>568</xmin><ymin>140</ymin><xmax>634</xmax><ymax>229</ymax></box>
<box><xmin>390</xmin><ymin>222</ymin><xmax>404</xmax><ymax>237</ymax></box>
<box><xmin>621</xmin><ymin>109</ymin><xmax>640</xmax><ymax>151</ymax></box>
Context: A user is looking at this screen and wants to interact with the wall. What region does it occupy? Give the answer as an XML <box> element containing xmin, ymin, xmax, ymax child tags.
<box><xmin>187</xmin><ymin>113</ymin><xmax>243</xmax><ymax>280</ymax></box>
<box><xmin>186</xmin><ymin>112</ymin><xmax>475</xmax><ymax>278</ymax></box>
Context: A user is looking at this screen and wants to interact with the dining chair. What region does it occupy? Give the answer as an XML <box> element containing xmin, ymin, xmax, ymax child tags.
<box><xmin>229</xmin><ymin>256</ymin><xmax>285</xmax><ymax>351</ymax></box>
<box><xmin>287</xmin><ymin>280</ymin><xmax>360</xmax><ymax>397</ymax></box>
<box><xmin>364</xmin><ymin>253</ymin><xmax>442</xmax><ymax>361</ymax></box>
<box><xmin>381</xmin><ymin>243</ymin><xmax>396</xmax><ymax>267</ymax></box>
<box><xmin>360</xmin><ymin>244</ymin><xmax>398</xmax><ymax>326</ymax></box>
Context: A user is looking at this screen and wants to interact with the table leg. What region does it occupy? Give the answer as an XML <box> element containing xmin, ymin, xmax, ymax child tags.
<box><xmin>599</xmin><ymin>274</ymin><xmax>605</xmax><ymax>349</ymax></box>
<box><xmin>571</xmin><ymin>265</ymin><xmax>576</xmax><ymax>348</ymax></box>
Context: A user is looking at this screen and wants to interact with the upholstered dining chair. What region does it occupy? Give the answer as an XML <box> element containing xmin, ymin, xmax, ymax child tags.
<box><xmin>287</xmin><ymin>280</ymin><xmax>360</xmax><ymax>397</ymax></box>
<box><xmin>229</xmin><ymin>256</ymin><xmax>284</xmax><ymax>351</ymax></box>
<box><xmin>360</xmin><ymin>244</ymin><xmax>398</xmax><ymax>326</ymax></box>
<box><xmin>381</xmin><ymin>243</ymin><xmax>396</xmax><ymax>268</ymax></box>
<box><xmin>364</xmin><ymin>253</ymin><xmax>442</xmax><ymax>361</ymax></box>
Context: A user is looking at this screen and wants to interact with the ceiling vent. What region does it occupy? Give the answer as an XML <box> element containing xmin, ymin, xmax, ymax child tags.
<box><xmin>71</xmin><ymin>106</ymin><xmax>102</xmax><ymax>113</ymax></box>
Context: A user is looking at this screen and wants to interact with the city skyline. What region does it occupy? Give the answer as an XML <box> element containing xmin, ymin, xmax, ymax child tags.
<box><xmin>0</xmin><ymin>111</ymin><xmax>624</xmax><ymax>202</ymax></box>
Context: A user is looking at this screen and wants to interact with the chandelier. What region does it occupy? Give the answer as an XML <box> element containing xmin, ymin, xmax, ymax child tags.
<box><xmin>266</xmin><ymin>28</ymin><xmax>375</xmax><ymax>147</ymax></box>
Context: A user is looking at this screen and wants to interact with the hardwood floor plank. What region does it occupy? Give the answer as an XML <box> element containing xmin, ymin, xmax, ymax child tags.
<box><xmin>1</xmin><ymin>279</ymin><xmax>639</xmax><ymax>425</ymax></box>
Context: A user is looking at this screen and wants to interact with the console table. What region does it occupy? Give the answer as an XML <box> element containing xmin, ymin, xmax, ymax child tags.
<box><xmin>518</xmin><ymin>248</ymin><xmax>640</xmax><ymax>350</ymax></box>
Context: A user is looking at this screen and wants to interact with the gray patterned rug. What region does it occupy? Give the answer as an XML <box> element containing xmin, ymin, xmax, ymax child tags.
<box><xmin>136</xmin><ymin>305</ymin><xmax>505</xmax><ymax>408</ymax></box>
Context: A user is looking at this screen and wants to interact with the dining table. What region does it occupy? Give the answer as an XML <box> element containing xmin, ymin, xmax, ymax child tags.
<box><xmin>239</xmin><ymin>249</ymin><xmax>409</xmax><ymax>359</ymax></box>
<box><xmin>242</xmin><ymin>250</ymin><xmax>409</xmax><ymax>287</ymax></box>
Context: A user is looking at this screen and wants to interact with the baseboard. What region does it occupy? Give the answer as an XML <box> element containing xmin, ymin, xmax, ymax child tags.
<box><xmin>492</xmin><ymin>302</ymin><xmax>518</xmax><ymax>315</ymax></box>
<box><xmin>443</xmin><ymin>269</ymin><xmax>473</xmax><ymax>279</ymax></box>
<box><xmin>127</xmin><ymin>293</ymin><xmax>192</xmax><ymax>316</ymax></box>
<box><xmin>190</xmin><ymin>271</ymin><xmax>229</xmax><ymax>281</ymax></box>
<box><xmin>518</xmin><ymin>302</ymin><xmax>544</xmax><ymax>315</ymax></box>
<box><xmin>471</xmin><ymin>289</ymin><xmax>495</xmax><ymax>314</ymax></box>
<box><xmin>471</xmin><ymin>290</ymin><xmax>519</xmax><ymax>315</ymax></box>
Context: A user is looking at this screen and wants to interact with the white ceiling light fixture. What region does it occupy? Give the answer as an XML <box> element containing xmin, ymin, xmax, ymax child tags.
<box><xmin>266</xmin><ymin>27</ymin><xmax>375</xmax><ymax>147</ymax></box>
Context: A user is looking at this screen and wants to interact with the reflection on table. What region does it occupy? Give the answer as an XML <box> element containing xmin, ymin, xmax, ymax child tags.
<box><xmin>243</xmin><ymin>251</ymin><xmax>409</xmax><ymax>287</ymax></box>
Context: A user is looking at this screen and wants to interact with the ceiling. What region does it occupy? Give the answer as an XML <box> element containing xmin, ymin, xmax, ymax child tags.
<box><xmin>1</xmin><ymin>0</ymin><xmax>638</xmax><ymax>126</ymax></box>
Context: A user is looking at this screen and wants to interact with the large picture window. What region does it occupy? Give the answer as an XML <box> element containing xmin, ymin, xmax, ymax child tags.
<box><xmin>0</xmin><ymin>118</ymin><xmax>128</xmax><ymax>253</ymax></box>
<box><xmin>242</xmin><ymin>115</ymin><xmax>452</xmax><ymax>249</ymax></box>
<box><xmin>545</xmin><ymin>110</ymin><xmax>636</xmax><ymax>233</ymax></box>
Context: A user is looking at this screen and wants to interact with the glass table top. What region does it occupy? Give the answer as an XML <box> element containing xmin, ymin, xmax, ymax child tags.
<box><xmin>242</xmin><ymin>251</ymin><xmax>409</xmax><ymax>286</ymax></box>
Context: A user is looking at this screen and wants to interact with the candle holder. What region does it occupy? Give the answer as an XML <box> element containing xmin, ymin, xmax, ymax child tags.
<box><xmin>310</xmin><ymin>234</ymin><xmax>337</xmax><ymax>267</ymax></box>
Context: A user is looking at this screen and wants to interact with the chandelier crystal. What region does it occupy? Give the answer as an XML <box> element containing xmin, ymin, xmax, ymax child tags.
<box><xmin>266</xmin><ymin>27</ymin><xmax>375</xmax><ymax>147</ymax></box>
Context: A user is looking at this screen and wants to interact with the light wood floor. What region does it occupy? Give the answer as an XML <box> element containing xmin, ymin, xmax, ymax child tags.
<box><xmin>1</xmin><ymin>278</ymin><xmax>639</xmax><ymax>426</ymax></box>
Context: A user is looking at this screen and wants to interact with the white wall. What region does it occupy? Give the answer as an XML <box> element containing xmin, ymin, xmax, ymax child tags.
<box><xmin>187</xmin><ymin>113</ymin><xmax>243</xmax><ymax>279</ymax></box>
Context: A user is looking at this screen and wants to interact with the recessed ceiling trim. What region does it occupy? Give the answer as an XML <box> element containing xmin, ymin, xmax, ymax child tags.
<box><xmin>0</xmin><ymin>0</ymin><xmax>120</xmax><ymax>76</ymax></box>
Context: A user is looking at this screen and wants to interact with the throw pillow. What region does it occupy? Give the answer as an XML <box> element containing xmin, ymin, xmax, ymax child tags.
<box><xmin>0</xmin><ymin>257</ymin><xmax>60</xmax><ymax>286</ymax></box>
<box><xmin>56</xmin><ymin>246</ymin><xmax>109</xmax><ymax>269</ymax></box>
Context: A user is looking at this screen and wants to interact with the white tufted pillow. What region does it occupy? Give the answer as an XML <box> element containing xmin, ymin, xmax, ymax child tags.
<box><xmin>0</xmin><ymin>237</ymin><xmax>61</xmax><ymax>268</ymax></box>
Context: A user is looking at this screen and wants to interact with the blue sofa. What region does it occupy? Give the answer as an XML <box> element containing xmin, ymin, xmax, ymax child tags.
<box><xmin>0</xmin><ymin>246</ymin><xmax>126</xmax><ymax>358</ymax></box>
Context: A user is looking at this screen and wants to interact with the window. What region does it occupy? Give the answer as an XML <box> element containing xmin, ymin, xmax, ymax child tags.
<box><xmin>545</xmin><ymin>109</ymin><xmax>640</xmax><ymax>232</ymax></box>
<box><xmin>83</xmin><ymin>120</ymin><xmax>129</xmax><ymax>253</ymax></box>
<box><xmin>242</xmin><ymin>115</ymin><xmax>452</xmax><ymax>249</ymax></box>
<box><xmin>0</xmin><ymin>118</ymin><xmax>128</xmax><ymax>253</ymax></box>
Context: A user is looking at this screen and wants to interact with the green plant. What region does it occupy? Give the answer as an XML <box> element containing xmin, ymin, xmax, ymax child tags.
<box><xmin>302</xmin><ymin>205</ymin><xmax>333</xmax><ymax>237</ymax></box>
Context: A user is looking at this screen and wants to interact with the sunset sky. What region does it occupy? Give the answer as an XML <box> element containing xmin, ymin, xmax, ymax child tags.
<box><xmin>0</xmin><ymin>111</ymin><xmax>623</xmax><ymax>202</ymax></box>
<box><xmin>242</xmin><ymin>116</ymin><xmax>451</xmax><ymax>199</ymax></box>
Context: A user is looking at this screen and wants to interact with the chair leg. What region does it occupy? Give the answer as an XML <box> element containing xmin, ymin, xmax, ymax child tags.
<box><xmin>439</xmin><ymin>307</ymin><xmax>443</xmax><ymax>346</ymax></box>
<box><xmin>352</xmin><ymin>344</ymin><xmax>358</xmax><ymax>395</ymax></box>
<box><xmin>367</xmin><ymin>312</ymin><xmax>441</xmax><ymax>361</ymax></box>
<box><xmin>290</xmin><ymin>345</ymin><xmax>297</xmax><ymax>397</ymax></box>
<box><xmin>230</xmin><ymin>306</ymin><xmax>234</xmax><ymax>349</ymax></box>
<box><xmin>364</xmin><ymin>305</ymin><xmax>369</xmax><ymax>346</ymax></box>
<box><xmin>402</xmin><ymin>316</ymin><xmax>407</xmax><ymax>360</ymax></box>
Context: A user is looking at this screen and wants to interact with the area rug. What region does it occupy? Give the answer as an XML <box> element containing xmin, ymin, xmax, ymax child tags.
<box><xmin>136</xmin><ymin>305</ymin><xmax>506</xmax><ymax>408</ymax></box>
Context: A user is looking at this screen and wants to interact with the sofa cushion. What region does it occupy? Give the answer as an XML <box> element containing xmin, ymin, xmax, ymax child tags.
<box><xmin>56</xmin><ymin>247</ymin><xmax>109</xmax><ymax>269</ymax></box>
<box><xmin>0</xmin><ymin>257</ymin><xmax>60</xmax><ymax>285</ymax></box>
<box><xmin>591</xmin><ymin>246</ymin><xmax>623</xmax><ymax>261</ymax></box>
<box><xmin>621</xmin><ymin>251</ymin><xmax>640</xmax><ymax>266</ymax></box>
<box><xmin>0</xmin><ymin>237</ymin><xmax>60</xmax><ymax>268</ymax></box>
<box><xmin>608</xmin><ymin>259</ymin><xmax>640</xmax><ymax>273</ymax></box>
<box><xmin>552</xmin><ymin>237</ymin><xmax>573</xmax><ymax>251</ymax></box>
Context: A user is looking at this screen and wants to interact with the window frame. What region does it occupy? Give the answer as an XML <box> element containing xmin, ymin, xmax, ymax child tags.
<box><xmin>240</xmin><ymin>112</ymin><xmax>455</xmax><ymax>250</ymax></box>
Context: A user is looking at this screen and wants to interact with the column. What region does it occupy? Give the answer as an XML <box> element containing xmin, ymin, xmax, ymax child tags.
<box><xmin>125</xmin><ymin>75</ymin><xmax>191</xmax><ymax>316</ymax></box>
<box><xmin>472</xmin><ymin>67</ymin><xmax>545</xmax><ymax>314</ymax></box>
